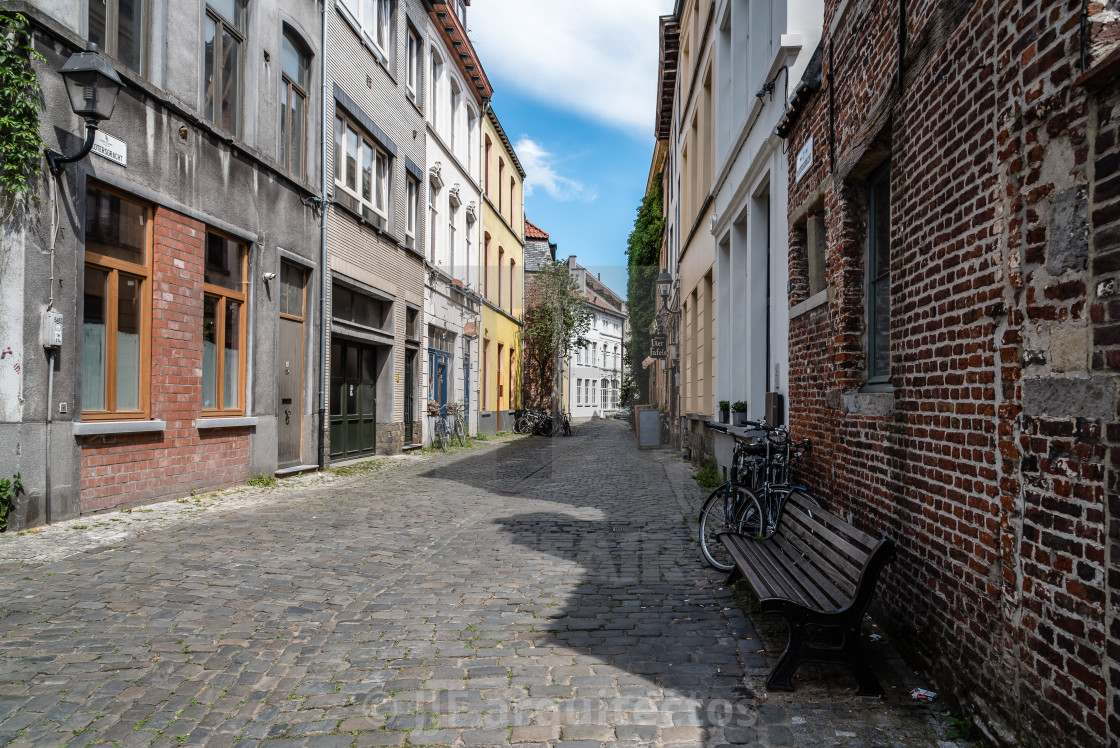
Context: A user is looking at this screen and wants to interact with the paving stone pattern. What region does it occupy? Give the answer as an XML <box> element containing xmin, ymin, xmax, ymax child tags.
<box><xmin>0</xmin><ymin>421</ymin><xmax>960</xmax><ymax>746</ymax></box>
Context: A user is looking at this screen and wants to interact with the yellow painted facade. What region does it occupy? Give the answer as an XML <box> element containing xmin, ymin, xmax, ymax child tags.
<box><xmin>478</xmin><ymin>109</ymin><xmax>526</xmax><ymax>426</ymax></box>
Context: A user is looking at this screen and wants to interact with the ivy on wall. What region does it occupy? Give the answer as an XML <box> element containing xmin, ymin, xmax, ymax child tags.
<box><xmin>0</xmin><ymin>12</ymin><xmax>44</xmax><ymax>209</ymax></box>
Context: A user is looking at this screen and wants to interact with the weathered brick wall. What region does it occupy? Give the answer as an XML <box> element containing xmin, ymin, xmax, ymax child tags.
<box><xmin>783</xmin><ymin>0</ymin><xmax>1117</xmax><ymax>744</ymax></box>
<box><xmin>80</xmin><ymin>209</ymin><xmax>251</xmax><ymax>511</ymax></box>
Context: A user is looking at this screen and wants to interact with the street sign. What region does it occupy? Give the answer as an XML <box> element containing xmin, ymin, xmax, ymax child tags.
<box><xmin>650</xmin><ymin>333</ymin><xmax>668</xmax><ymax>359</ymax></box>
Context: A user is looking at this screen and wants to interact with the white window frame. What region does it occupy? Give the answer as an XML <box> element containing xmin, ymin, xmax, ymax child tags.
<box><xmin>341</xmin><ymin>0</ymin><xmax>393</xmax><ymax>59</ymax></box>
<box><xmin>406</xmin><ymin>175</ymin><xmax>419</xmax><ymax>244</ymax></box>
<box><xmin>335</xmin><ymin>114</ymin><xmax>390</xmax><ymax>223</ymax></box>
<box><xmin>406</xmin><ymin>26</ymin><xmax>420</xmax><ymax>101</ymax></box>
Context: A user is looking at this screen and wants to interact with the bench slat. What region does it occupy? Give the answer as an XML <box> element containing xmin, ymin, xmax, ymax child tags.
<box><xmin>786</xmin><ymin>492</ymin><xmax>878</xmax><ymax>548</ymax></box>
<box><xmin>777</xmin><ymin>519</ymin><xmax>861</xmax><ymax>599</ymax></box>
<box><xmin>780</xmin><ymin>506</ymin><xmax>869</xmax><ymax>582</ymax></box>
<box><xmin>724</xmin><ymin>535</ymin><xmax>838</xmax><ymax>610</ymax></box>
<box><xmin>767</xmin><ymin>533</ymin><xmax>854</xmax><ymax>607</ymax></box>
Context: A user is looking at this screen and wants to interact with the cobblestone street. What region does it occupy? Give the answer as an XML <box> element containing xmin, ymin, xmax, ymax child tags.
<box><xmin>0</xmin><ymin>421</ymin><xmax>958</xmax><ymax>747</ymax></box>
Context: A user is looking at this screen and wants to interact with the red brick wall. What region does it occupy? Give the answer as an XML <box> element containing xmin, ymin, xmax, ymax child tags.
<box><xmin>79</xmin><ymin>207</ymin><xmax>252</xmax><ymax>512</ymax></box>
<box><xmin>784</xmin><ymin>0</ymin><xmax>1115</xmax><ymax>744</ymax></box>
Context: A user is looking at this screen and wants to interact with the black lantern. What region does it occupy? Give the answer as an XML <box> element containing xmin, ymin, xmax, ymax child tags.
<box><xmin>46</xmin><ymin>44</ymin><xmax>124</xmax><ymax>176</ymax></box>
<box><xmin>657</xmin><ymin>270</ymin><xmax>673</xmax><ymax>307</ymax></box>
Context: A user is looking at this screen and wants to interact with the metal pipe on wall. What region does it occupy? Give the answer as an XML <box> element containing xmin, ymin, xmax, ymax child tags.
<box><xmin>317</xmin><ymin>0</ymin><xmax>330</xmax><ymax>470</ymax></box>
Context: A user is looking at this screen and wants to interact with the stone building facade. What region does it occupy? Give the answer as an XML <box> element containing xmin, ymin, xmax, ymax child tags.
<box><xmin>779</xmin><ymin>0</ymin><xmax>1120</xmax><ymax>744</ymax></box>
<box><xmin>1</xmin><ymin>0</ymin><xmax>325</xmax><ymax>525</ymax></box>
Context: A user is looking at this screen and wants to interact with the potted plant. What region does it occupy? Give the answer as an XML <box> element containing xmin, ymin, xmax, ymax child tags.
<box><xmin>718</xmin><ymin>400</ymin><xmax>730</xmax><ymax>423</ymax></box>
<box><xmin>732</xmin><ymin>401</ymin><xmax>750</xmax><ymax>427</ymax></box>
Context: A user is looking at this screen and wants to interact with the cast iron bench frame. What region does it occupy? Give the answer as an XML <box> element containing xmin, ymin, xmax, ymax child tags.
<box><xmin>719</xmin><ymin>492</ymin><xmax>895</xmax><ymax>695</ymax></box>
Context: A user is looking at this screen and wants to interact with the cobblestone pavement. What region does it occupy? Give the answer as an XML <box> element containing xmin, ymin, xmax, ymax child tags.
<box><xmin>0</xmin><ymin>421</ymin><xmax>961</xmax><ymax>747</ymax></box>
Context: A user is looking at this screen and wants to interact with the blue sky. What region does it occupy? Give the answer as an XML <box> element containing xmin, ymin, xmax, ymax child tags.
<box><xmin>468</xmin><ymin>0</ymin><xmax>676</xmax><ymax>299</ymax></box>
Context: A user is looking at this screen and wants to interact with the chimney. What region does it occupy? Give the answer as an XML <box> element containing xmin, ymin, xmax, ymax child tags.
<box><xmin>598</xmin><ymin>273</ymin><xmax>601</xmax><ymax>280</ymax></box>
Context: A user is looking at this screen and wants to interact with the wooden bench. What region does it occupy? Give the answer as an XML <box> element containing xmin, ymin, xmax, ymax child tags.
<box><xmin>720</xmin><ymin>492</ymin><xmax>895</xmax><ymax>695</ymax></box>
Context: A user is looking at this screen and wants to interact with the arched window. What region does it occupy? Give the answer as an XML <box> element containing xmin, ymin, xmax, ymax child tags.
<box><xmin>280</xmin><ymin>28</ymin><xmax>312</xmax><ymax>175</ymax></box>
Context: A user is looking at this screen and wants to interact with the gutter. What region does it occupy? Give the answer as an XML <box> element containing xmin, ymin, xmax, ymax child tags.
<box><xmin>318</xmin><ymin>0</ymin><xmax>330</xmax><ymax>470</ymax></box>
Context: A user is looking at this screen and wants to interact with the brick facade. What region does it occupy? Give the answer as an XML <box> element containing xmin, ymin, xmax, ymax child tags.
<box><xmin>783</xmin><ymin>0</ymin><xmax>1119</xmax><ymax>744</ymax></box>
<box><xmin>79</xmin><ymin>209</ymin><xmax>252</xmax><ymax>512</ymax></box>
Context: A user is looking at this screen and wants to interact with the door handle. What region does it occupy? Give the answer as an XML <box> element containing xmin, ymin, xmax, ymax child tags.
<box><xmin>285</xmin><ymin>408</ymin><xmax>291</xmax><ymax>425</ymax></box>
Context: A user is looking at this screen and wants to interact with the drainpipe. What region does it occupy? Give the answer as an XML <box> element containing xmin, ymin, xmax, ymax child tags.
<box><xmin>317</xmin><ymin>0</ymin><xmax>330</xmax><ymax>470</ymax></box>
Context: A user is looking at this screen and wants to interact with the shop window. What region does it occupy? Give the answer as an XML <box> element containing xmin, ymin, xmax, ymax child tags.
<box><xmin>332</xmin><ymin>283</ymin><xmax>391</xmax><ymax>331</ymax></box>
<box><xmin>82</xmin><ymin>185</ymin><xmax>151</xmax><ymax>419</ymax></box>
<box><xmin>203</xmin><ymin>232</ymin><xmax>247</xmax><ymax>414</ymax></box>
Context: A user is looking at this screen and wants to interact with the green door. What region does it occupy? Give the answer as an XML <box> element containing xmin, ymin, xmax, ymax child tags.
<box><xmin>330</xmin><ymin>341</ymin><xmax>377</xmax><ymax>460</ymax></box>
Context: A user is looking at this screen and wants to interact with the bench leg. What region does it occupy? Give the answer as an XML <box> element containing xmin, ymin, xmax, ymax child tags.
<box><xmin>766</xmin><ymin>621</ymin><xmax>803</xmax><ymax>692</ymax></box>
<box><xmin>843</xmin><ymin>625</ymin><xmax>884</xmax><ymax>697</ymax></box>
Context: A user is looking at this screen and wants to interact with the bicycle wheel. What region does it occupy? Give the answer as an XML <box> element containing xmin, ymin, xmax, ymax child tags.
<box><xmin>515</xmin><ymin>416</ymin><xmax>530</xmax><ymax>434</ymax></box>
<box><xmin>699</xmin><ymin>486</ymin><xmax>760</xmax><ymax>571</ymax></box>
<box><xmin>453</xmin><ymin>418</ymin><xmax>466</xmax><ymax>446</ymax></box>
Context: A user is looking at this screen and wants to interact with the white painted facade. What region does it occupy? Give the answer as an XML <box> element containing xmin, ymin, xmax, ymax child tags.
<box><xmin>562</xmin><ymin>258</ymin><xmax>627</xmax><ymax>420</ymax></box>
<box><xmin>710</xmin><ymin>0</ymin><xmax>822</xmax><ymax>423</ymax></box>
<box><xmin>422</xmin><ymin>7</ymin><xmax>484</xmax><ymax>442</ymax></box>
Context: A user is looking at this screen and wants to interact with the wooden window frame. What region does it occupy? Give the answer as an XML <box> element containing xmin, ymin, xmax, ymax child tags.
<box><xmin>81</xmin><ymin>184</ymin><xmax>153</xmax><ymax>422</ymax></box>
<box><xmin>497</xmin><ymin>343</ymin><xmax>504</xmax><ymax>409</ymax></box>
<box><xmin>482</xmin><ymin>338</ymin><xmax>489</xmax><ymax>410</ymax></box>
<box><xmin>279</xmin><ymin>260</ymin><xmax>307</xmax><ymax>323</ymax></box>
<box><xmin>202</xmin><ymin>229</ymin><xmax>249</xmax><ymax>417</ymax></box>
<box><xmin>497</xmin><ymin>246</ymin><xmax>504</xmax><ymax>308</ymax></box>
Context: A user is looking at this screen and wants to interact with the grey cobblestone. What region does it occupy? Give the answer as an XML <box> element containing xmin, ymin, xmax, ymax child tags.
<box><xmin>0</xmin><ymin>423</ymin><xmax>961</xmax><ymax>746</ymax></box>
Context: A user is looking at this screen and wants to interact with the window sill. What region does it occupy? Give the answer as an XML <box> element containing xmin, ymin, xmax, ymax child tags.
<box><xmin>73</xmin><ymin>420</ymin><xmax>166</xmax><ymax>436</ymax></box>
<box><xmin>196</xmin><ymin>417</ymin><xmax>259</xmax><ymax>429</ymax></box>
<box><xmin>790</xmin><ymin>289</ymin><xmax>828</xmax><ymax>319</ymax></box>
<box><xmin>841</xmin><ymin>390</ymin><xmax>894</xmax><ymax>416</ymax></box>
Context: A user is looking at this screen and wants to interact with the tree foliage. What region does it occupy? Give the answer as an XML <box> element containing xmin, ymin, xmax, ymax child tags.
<box><xmin>0</xmin><ymin>12</ymin><xmax>44</xmax><ymax>215</ymax></box>
<box><xmin>624</xmin><ymin>178</ymin><xmax>664</xmax><ymax>404</ymax></box>
<box><xmin>522</xmin><ymin>262</ymin><xmax>592</xmax><ymax>410</ymax></box>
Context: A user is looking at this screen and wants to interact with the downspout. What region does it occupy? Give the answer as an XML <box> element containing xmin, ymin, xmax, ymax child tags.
<box><xmin>44</xmin><ymin>169</ymin><xmax>62</xmax><ymax>525</ymax></box>
<box><xmin>317</xmin><ymin>0</ymin><xmax>330</xmax><ymax>470</ymax></box>
<box><xmin>1080</xmin><ymin>0</ymin><xmax>1089</xmax><ymax>72</ymax></box>
<box><xmin>828</xmin><ymin>41</ymin><xmax>835</xmax><ymax>173</ymax></box>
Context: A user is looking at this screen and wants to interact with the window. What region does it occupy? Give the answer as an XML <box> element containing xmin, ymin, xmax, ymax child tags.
<box><xmin>467</xmin><ymin>110</ymin><xmax>477</xmax><ymax>172</ymax></box>
<box><xmin>806</xmin><ymin>211</ymin><xmax>827</xmax><ymax>297</ymax></box>
<box><xmin>450</xmin><ymin>80</ymin><xmax>461</xmax><ymax>154</ymax></box>
<box><xmin>482</xmin><ymin>338</ymin><xmax>489</xmax><ymax>410</ymax></box>
<box><xmin>203</xmin><ymin>232</ymin><xmax>247</xmax><ymax>415</ymax></box>
<box><xmin>866</xmin><ymin>163</ymin><xmax>891</xmax><ymax>383</ymax></box>
<box><xmin>448</xmin><ymin>211</ymin><xmax>456</xmax><ymax>275</ymax></box>
<box><xmin>509</xmin><ymin>258</ymin><xmax>515</xmax><ymax>313</ymax></box>
<box><xmin>509</xmin><ymin>348</ymin><xmax>515</xmax><ymax>409</ymax></box>
<box><xmin>483</xmin><ymin>233</ymin><xmax>491</xmax><ymax>298</ymax></box>
<box><xmin>406</xmin><ymin>175</ymin><xmax>419</xmax><ymax>249</ymax></box>
<box><xmin>497</xmin><ymin>247</ymin><xmax>504</xmax><ymax>308</ymax></box>
<box><xmin>342</xmin><ymin>0</ymin><xmax>393</xmax><ymax>57</ymax></box>
<box><xmin>429</xmin><ymin>185</ymin><xmax>438</xmax><ymax>263</ymax></box>
<box><xmin>334</xmin><ymin>115</ymin><xmax>390</xmax><ymax>224</ymax></box>
<box><xmin>577</xmin><ymin>379</ymin><xmax>582</xmax><ymax>405</ymax></box>
<box><xmin>601</xmin><ymin>379</ymin><xmax>607</xmax><ymax>410</ymax></box>
<box><xmin>280</xmin><ymin>29</ymin><xmax>311</xmax><ymax>176</ymax></box>
<box><xmin>88</xmin><ymin>0</ymin><xmax>145</xmax><ymax>74</ymax></box>
<box><xmin>429</xmin><ymin>51</ymin><xmax>442</xmax><ymax>127</ymax></box>
<box><xmin>406</xmin><ymin>307</ymin><xmax>420</xmax><ymax>340</ymax></box>
<box><xmin>498</xmin><ymin>159</ymin><xmax>505</xmax><ymax>214</ymax></box>
<box><xmin>332</xmin><ymin>283</ymin><xmax>391</xmax><ymax>331</ymax></box>
<box><xmin>576</xmin><ymin>348</ymin><xmax>581</xmax><ymax>365</ymax></box>
<box><xmin>82</xmin><ymin>185</ymin><xmax>151</xmax><ymax>419</ymax></box>
<box><xmin>509</xmin><ymin>176</ymin><xmax>515</xmax><ymax>224</ymax></box>
<box><xmin>280</xmin><ymin>261</ymin><xmax>306</xmax><ymax>319</ymax></box>
<box><xmin>497</xmin><ymin>343</ymin><xmax>504</xmax><ymax>408</ymax></box>
<box><xmin>406</xmin><ymin>26</ymin><xmax>420</xmax><ymax>100</ymax></box>
<box><xmin>484</xmin><ymin>136</ymin><xmax>492</xmax><ymax>192</ymax></box>
<box><xmin>204</xmin><ymin>0</ymin><xmax>247</xmax><ymax>134</ymax></box>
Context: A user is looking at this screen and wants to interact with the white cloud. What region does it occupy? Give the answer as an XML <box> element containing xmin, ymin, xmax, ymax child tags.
<box><xmin>514</xmin><ymin>136</ymin><xmax>598</xmax><ymax>203</ymax></box>
<box><xmin>467</xmin><ymin>0</ymin><xmax>676</xmax><ymax>137</ymax></box>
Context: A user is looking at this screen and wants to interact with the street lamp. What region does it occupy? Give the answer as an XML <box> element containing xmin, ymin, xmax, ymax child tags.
<box><xmin>45</xmin><ymin>43</ymin><xmax>123</xmax><ymax>176</ymax></box>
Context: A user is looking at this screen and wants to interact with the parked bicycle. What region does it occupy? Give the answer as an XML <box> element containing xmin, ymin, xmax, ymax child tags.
<box><xmin>427</xmin><ymin>401</ymin><xmax>465</xmax><ymax>451</ymax></box>
<box><xmin>698</xmin><ymin>420</ymin><xmax>825</xmax><ymax>571</ymax></box>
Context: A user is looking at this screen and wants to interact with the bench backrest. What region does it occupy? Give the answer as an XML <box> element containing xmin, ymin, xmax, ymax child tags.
<box><xmin>773</xmin><ymin>492</ymin><xmax>892</xmax><ymax>609</ymax></box>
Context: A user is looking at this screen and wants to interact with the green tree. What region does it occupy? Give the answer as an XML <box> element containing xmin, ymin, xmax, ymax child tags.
<box><xmin>522</xmin><ymin>261</ymin><xmax>593</xmax><ymax>411</ymax></box>
<box><xmin>0</xmin><ymin>12</ymin><xmax>44</xmax><ymax>219</ymax></box>
<box><xmin>625</xmin><ymin>178</ymin><xmax>664</xmax><ymax>404</ymax></box>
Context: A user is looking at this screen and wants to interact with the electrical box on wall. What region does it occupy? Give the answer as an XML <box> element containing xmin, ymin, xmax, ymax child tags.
<box><xmin>40</xmin><ymin>311</ymin><xmax>63</xmax><ymax>348</ymax></box>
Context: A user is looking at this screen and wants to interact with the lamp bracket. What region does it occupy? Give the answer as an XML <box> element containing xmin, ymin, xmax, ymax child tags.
<box><xmin>46</xmin><ymin>120</ymin><xmax>100</xmax><ymax>177</ymax></box>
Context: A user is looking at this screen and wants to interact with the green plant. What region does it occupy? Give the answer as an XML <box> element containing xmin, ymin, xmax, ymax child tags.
<box><xmin>693</xmin><ymin>458</ymin><xmax>722</xmax><ymax>491</ymax></box>
<box><xmin>942</xmin><ymin>714</ymin><xmax>975</xmax><ymax>741</ymax></box>
<box><xmin>731</xmin><ymin>401</ymin><xmax>748</xmax><ymax>413</ymax></box>
<box><xmin>0</xmin><ymin>473</ymin><xmax>23</xmax><ymax>532</ymax></box>
<box><xmin>247</xmin><ymin>472</ymin><xmax>277</xmax><ymax>488</ymax></box>
<box><xmin>718</xmin><ymin>400</ymin><xmax>730</xmax><ymax>412</ymax></box>
<box><xmin>0</xmin><ymin>13</ymin><xmax>45</xmax><ymax>214</ymax></box>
